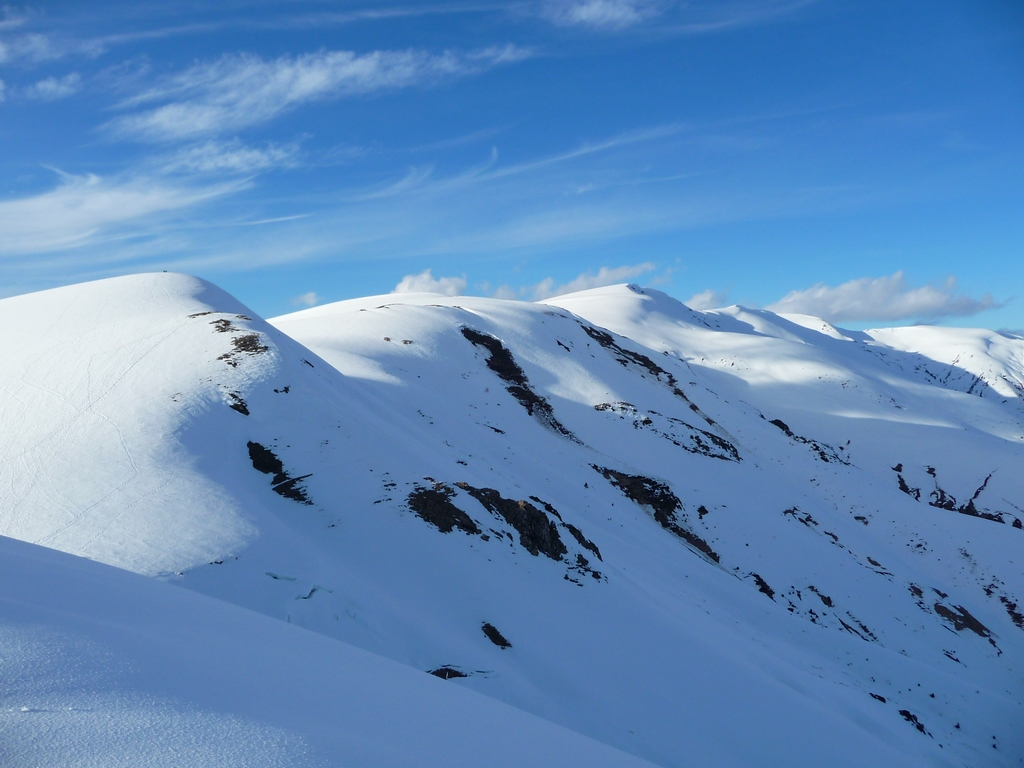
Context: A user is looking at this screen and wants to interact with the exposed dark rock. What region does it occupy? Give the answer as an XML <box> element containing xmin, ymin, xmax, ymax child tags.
<box><xmin>955</xmin><ymin>474</ymin><xmax>1010</xmax><ymax>523</ymax></box>
<box><xmin>782</xmin><ymin>507</ymin><xmax>818</xmax><ymax>527</ymax></box>
<box><xmin>898</xmin><ymin>710</ymin><xmax>931</xmax><ymax>737</ymax></box>
<box><xmin>807</xmin><ymin>585</ymin><xmax>833</xmax><ymax>607</ymax></box>
<box><xmin>895</xmin><ymin>472</ymin><xmax>921</xmax><ymax>500</ymax></box>
<box><xmin>273</xmin><ymin>475</ymin><xmax>313</xmax><ymax>503</ymax></box>
<box><xmin>769</xmin><ymin>418</ymin><xmax>849</xmax><ymax>464</ymax></box>
<box><xmin>870</xmin><ymin>693</ymin><xmax>887</xmax><ymax>703</ymax></box>
<box><xmin>228</xmin><ymin>393</ymin><xmax>249</xmax><ymax>415</ymax></box>
<box><xmin>482</xmin><ymin>622</ymin><xmax>512</xmax><ymax>649</ymax></box>
<box><xmin>847</xmin><ymin>615</ymin><xmax>878</xmax><ymax>642</ymax></box>
<box><xmin>750</xmin><ymin>572</ymin><xmax>775</xmax><ymax>600</ymax></box>
<box><xmin>407</xmin><ymin>484</ymin><xmax>481</xmax><ymax>535</ymax></box>
<box><xmin>933</xmin><ymin>603</ymin><xmax>992</xmax><ymax>638</ymax></box>
<box><xmin>246</xmin><ymin>441</ymin><xmax>312</xmax><ymax>504</ymax></box>
<box><xmin>461</xmin><ymin>327</ymin><xmax>578</xmax><ymax>441</ymax></box>
<box><xmin>564</xmin><ymin>522</ymin><xmax>602</xmax><ymax>561</ymax></box>
<box><xmin>594</xmin><ymin>465</ymin><xmax>720</xmax><ymax>563</ymax></box>
<box><xmin>999</xmin><ymin>596</ymin><xmax>1024</xmax><ymax>629</ymax></box>
<box><xmin>594</xmin><ymin>466</ymin><xmax>679</xmax><ymax>522</ymax></box>
<box><xmin>218</xmin><ymin>332</ymin><xmax>269</xmax><ymax>367</ymax></box>
<box><xmin>909</xmin><ymin>467</ymin><xmax>1014</xmax><ymax>524</ymax></box>
<box><xmin>595</xmin><ymin>401</ymin><xmax>652</xmax><ymax>425</ymax></box>
<box><xmin>231</xmin><ymin>333</ymin><xmax>269</xmax><ymax>355</ymax></box>
<box><xmin>457</xmin><ymin>483</ymin><xmax>566</xmax><ymax>560</ymax></box>
<box><xmin>429</xmin><ymin>667</ymin><xmax>468</xmax><ymax>680</ymax></box>
<box><xmin>581</xmin><ymin>324</ymin><xmax>721</xmax><ymax>429</ymax></box>
<box><xmin>248</xmin><ymin>441</ymin><xmax>287</xmax><ymax>484</ymax></box>
<box><xmin>595</xmin><ymin>402</ymin><xmax>740</xmax><ymax>461</ymax></box>
<box><xmin>929</xmin><ymin>487</ymin><xmax>958</xmax><ymax>511</ymax></box>
<box><xmin>526</xmin><ymin>496</ymin><xmax>603</xmax><ymax>561</ymax></box>
<box><xmin>528</xmin><ymin>496</ymin><xmax>563</xmax><ymax>520</ymax></box>
<box><xmin>572</xmin><ymin>553</ymin><xmax>602</xmax><ymax>581</ymax></box>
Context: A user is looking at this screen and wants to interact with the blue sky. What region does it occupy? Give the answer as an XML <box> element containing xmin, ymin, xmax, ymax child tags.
<box><xmin>0</xmin><ymin>1</ymin><xmax>1022</xmax><ymax>328</ymax></box>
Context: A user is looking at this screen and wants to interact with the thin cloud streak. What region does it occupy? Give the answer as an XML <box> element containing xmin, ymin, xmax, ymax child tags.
<box><xmin>108</xmin><ymin>45</ymin><xmax>532</xmax><ymax>142</ymax></box>
<box><xmin>0</xmin><ymin>171</ymin><xmax>246</xmax><ymax>257</ymax></box>
<box><xmin>653</xmin><ymin>0</ymin><xmax>820</xmax><ymax>36</ymax></box>
<box><xmin>159</xmin><ymin>140</ymin><xmax>302</xmax><ymax>175</ymax></box>
<box><xmin>544</xmin><ymin>0</ymin><xmax>657</xmax><ymax>29</ymax></box>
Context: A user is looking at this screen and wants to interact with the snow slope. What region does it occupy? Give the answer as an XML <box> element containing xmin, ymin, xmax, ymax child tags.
<box><xmin>1</xmin><ymin>274</ymin><xmax>1022</xmax><ymax>767</ymax></box>
<box><xmin>0</xmin><ymin>534</ymin><xmax>656</xmax><ymax>768</ymax></box>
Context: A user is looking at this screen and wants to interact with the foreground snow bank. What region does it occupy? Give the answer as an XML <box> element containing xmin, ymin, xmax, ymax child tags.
<box><xmin>0</xmin><ymin>534</ymin><xmax>655</xmax><ymax>768</ymax></box>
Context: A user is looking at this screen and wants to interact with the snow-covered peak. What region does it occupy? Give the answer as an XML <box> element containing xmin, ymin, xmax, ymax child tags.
<box><xmin>542</xmin><ymin>282</ymin><xmax>711</xmax><ymax>331</ymax></box>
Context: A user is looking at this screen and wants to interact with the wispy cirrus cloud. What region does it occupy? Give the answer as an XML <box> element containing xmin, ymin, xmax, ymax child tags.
<box><xmin>108</xmin><ymin>45</ymin><xmax>532</xmax><ymax>143</ymax></box>
<box><xmin>544</xmin><ymin>0</ymin><xmax>657</xmax><ymax>29</ymax></box>
<box><xmin>0</xmin><ymin>11</ymin><xmax>106</xmax><ymax>66</ymax></box>
<box><xmin>767</xmin><ymin>271</ymin><xmax>1003</xmax><ymax>323</ymax></box>
<box><xmin>159</xmin><ymin>139</ymin><xmax>301</xmax><ymax>174</ymax></box>
<box><xmin>0</xmin><ymin>171</ymin><xmax>245</xmax><ymax>257</ymax></box>
<box><xmin>538</xmin><ymin>0</ymin><xmax>815</xmax><ymax>32</ymax></box>
<box><xmin>23</xmin><ymin>72</ymin><xmax>82</xmax><ymax>100</ymax></box>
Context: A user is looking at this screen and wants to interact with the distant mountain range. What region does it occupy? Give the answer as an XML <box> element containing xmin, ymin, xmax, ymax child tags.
<box><xmin>2</xmin><ymin>273</ymin><xmax>1021</xmax><ymax>767</ymax></box>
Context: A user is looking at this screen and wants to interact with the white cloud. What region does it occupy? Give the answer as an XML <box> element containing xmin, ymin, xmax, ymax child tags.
<box><xmin>291</xmin><ymin>291</ymin><xmax>320</xmax><ymax>307</ymax></box>
<box><xmin>161</xmin><ymin>140</ymin><xmax>300</xmax><ymax>174</ymax></box>
<box><xmin>24</xmin><ymin>72</ymin><xmax>82</xmax><ymax>100</ymax></box>
<box><xmin>490</xmin><ymin>285</ymin><xmax>521</xmax><ymax>300</ymax></box>
<box><xmin>767</xmin><ymin>271</ymin><xmax>1000</xmax><ymax>323</ymax></box>
<box><xmin>0</xmin><ymin>31</ymin><xmax>104</xmax><ymax>65</ymax></box>
<box><xmin>392</xmin><ymin>269</ymin><xmax>467</xmax><ymax>295</ymax></box>
<box><xmin>546</xmin><ymin>0</ymin><xmax>655</xmax><ymax>28</ymax></box>
<box><xmin>0</xmin><ymin>171</ymin><xmax>244</xmax><ymax>256</ymax></box>
<box><xmin>0</xmin><ymin>79</ymin><xmax>5</xmax><ymax>102</ymax></box>
<box><xmin>110</xmin><ymin>45</ymin><xmax>531</xmax><ymax>142</ymax></box>
<box><xmin>531</xmin><ymin>262</ymin><xmax>656</xmax><ymax>300</ymax></box>
<box><xmin>685</xmin><ymin>288</ymin><xmax>728</xmax><ymax>310</ymax></box>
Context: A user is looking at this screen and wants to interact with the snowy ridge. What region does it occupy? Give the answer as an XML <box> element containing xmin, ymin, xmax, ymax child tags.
<box><xmin>1</xmin><ymin>274</ymin><xmax>1022</xmax><ymax>767</ymax></box>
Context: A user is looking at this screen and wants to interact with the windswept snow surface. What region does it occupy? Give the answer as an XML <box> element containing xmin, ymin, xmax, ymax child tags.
<box><xmin>2</xmin><ymin>274</ymin><xmax>1023</xmax><ymax>767</ymax></box>
<box><xmin>0</xmin><ymin>534</ymin><xmax>656</xmax><ymax>768</ymax></box>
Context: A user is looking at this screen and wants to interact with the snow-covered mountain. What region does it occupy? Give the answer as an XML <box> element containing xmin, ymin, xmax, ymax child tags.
<box><xmin>1</xmin><ymin>273</ymin><xmax>1022</xmax><ymax>767</ymax></box>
